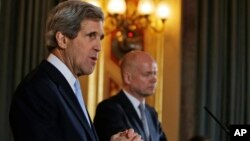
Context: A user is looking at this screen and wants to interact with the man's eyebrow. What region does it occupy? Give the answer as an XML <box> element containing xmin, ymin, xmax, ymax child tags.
<box><xmin>85</xmin><ymin>31</ymin><xmax>97</xmax><ymax>34</ymax></box>
<box><xmin>84</xmin><ymin>30</ymin><xmax>105</xmax><ymax>39</ymax></box>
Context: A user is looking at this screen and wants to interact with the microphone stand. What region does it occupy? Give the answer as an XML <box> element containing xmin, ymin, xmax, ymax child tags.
<box><xmin>204</xmin><ymin>106</ymin><xmax>230</xmax><ymax>141</ymax></box>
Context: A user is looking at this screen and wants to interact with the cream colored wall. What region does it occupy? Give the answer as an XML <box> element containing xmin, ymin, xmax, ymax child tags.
<box><xmin>80</xmin><ymin>0</ymin><xmax>182</xmax><ymax>141</ymax></box>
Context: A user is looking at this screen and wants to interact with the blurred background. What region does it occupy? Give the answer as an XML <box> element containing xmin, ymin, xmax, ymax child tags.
<box><xmin>0</xmin><ymin>0</ymin><xmax>249</xmax><ymax>141</ymax></box>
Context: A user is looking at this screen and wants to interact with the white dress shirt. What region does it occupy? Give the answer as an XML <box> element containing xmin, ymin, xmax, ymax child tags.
<box><xmin>123</xmin><ymin>89</ymin><xmax>145</xmax><ymax>119</ymax></box>
<box><xmin>47</xmin><ymin>53</ymin><xmax>91</xmax><ymax>126</ymax></box>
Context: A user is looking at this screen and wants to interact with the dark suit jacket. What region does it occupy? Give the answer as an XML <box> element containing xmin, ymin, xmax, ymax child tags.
<box><xmin>94</xmin><ymin>90</ymin><xmax>167</xmax><ymax>141</ymax></box>
<box><xmin>9</xmin><ymin>60</ymin><xmax>99</xmax><ymax>141</ymax></box>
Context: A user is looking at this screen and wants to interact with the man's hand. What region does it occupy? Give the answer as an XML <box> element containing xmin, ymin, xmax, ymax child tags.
<box><xmin>110</xmin><ymin>129</ymin><xmax>143</xmax><ymax>141</ymax></box>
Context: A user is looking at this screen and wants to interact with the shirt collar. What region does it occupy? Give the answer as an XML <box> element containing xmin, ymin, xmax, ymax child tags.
<box><xmin>123</xmin><ymin>89</ymin><xmax>145</xmax><ymax>118</ymax></box>
<box><xmin>47</xmin><ymin>53</ymin><xmax>76</xmax><ymax>92</ymax></box>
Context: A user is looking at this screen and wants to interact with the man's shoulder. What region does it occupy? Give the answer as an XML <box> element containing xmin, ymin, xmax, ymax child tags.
<box><xmin>13</xmin><ymin>60</ymin><xmax>60</xmax><ymax>98</ymax></box>
<box><xmin>96</xmin><ymin>92</ymin><xmax>127</xmax><ymax>111</ymax></box>
<box><xmin>98</xmin><ymin>94</ymin><xmax>119</xmax><ymax>106</ymax></box>
<box><xmin>18</xmin><ymin>61</ymin><xmax>52</xmax><ymax>86</ymax></box>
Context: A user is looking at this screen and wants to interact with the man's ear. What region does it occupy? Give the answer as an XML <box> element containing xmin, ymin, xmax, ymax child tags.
<box><xmin>55</xmin><ymin>31</ymin><xmax>67</xmax><ymax>49</ymax></box>
<box><xmin>123</xmin><ymin>72</ymin><xmax>132</xmax><ymax>84</ymax></box>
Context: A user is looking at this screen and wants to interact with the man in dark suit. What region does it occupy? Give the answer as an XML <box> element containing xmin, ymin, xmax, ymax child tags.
<box><xmin>94</xmin><ymin>51</ymin><xmax>167</xmax><ymax>141</ymax></box>
<box><xmin>9</xmin><ymin>1</ymin><xmax>142</xmax><ymax>141</ymax></box>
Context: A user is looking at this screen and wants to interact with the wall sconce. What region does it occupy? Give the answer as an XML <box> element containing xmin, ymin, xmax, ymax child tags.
<box><xmin>105</xmin><ymin>0</ymin><xmax>170</xmax><ymax>32</ymax></box>
<box><xmin>84</xmin><ymin>0</ymin><xmax>170</xmax><ymax>33</ymax></box>
<box><xmin>84</xmin><ymin>0</ymin><xmax>170</xmax><ymax>62</ymax></box>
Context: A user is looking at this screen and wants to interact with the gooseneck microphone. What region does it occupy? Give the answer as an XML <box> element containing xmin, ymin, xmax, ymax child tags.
<box><xmin>204</xmin><ymin>106</ymin><xmax>230</xmax><ymax>135</ymax></box>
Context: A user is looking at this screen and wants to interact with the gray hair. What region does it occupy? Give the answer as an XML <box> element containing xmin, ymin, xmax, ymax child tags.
<box><xmin>45</xmin><ymin>0</ymin><xmax>104</xmax><ymax>51</ymax></box>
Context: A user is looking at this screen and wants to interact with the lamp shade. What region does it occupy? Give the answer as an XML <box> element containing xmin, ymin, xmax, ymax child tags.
<box><xmin>107</xmin><ymin>0</ymin><xmax>126</xmax><ymax>14</ymax></box>
<box><xmin>137</xmin><ymin>0</ymin><xmax>155</xmax><ymax>15</ymax></box>
<box><xmin>155</xmin><ymin>1</ymin><xmax>170</xmax><ymax>19</ymax></box>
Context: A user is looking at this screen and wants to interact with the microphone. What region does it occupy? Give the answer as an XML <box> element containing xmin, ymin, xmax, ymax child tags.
<box><xmin>204</xmin><ymin>106</ymin><xmax>230</xmax><ymax>135</ymax></box>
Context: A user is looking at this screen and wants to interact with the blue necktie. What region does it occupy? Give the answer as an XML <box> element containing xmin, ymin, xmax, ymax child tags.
<box><xmin>74</xmin><ymin>79</ymin><xmax>91</xmax><ymax>126</ymax></box>
<box><xmin>139</xmin><ymin>103</ymin><xmax>150</xmax><ymax>141</ymax></box>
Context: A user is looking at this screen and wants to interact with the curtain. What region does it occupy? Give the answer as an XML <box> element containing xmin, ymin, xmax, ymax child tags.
<box><xmin>0</xmin><ymin>0</ymin><xmax>63</xmax><ymax>140</ymax></box>
<box><xmin>181</xmin><ymin>0</ymin><xmax>250</xmax><ymax>141</ymax></box>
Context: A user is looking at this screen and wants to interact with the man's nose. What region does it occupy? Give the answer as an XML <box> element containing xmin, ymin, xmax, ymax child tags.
<box><xmin>151</xmin><ymin>75</ymin><xmax>157</xmax><ymax>83</ymax></box>
<box><xmin>94</xmin><ymin>41</ymin><xmax>101</xmax><ymax>52</ymax></box>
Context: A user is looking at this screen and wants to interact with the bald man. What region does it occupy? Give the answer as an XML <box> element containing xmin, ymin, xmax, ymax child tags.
<box><xmin>94</xmin><ymin>51</ymin><xmax>167</xmax><ymax>141</ymax></box>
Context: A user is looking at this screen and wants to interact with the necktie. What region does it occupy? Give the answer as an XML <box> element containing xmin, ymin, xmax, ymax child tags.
<box><xmin>138</xmin><ymin>103</ymin><xmax>150</xmax><ymax>141</ymax></box>
<box><xmin>74</xmin><ymin>79</ymin><xmax>91</xmax><ymax>126</ymax></box>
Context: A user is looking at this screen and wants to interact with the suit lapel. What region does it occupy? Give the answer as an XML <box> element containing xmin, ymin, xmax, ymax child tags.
<box><xmin>90</xmin><ymin>120</ymin><xmax>99</xmax><ymax>141</ymax></box>
<box><xmin>145</xmin><ymin>106</ymin><xmax>155</xmax><ymax>141</ymax></box>
<box><xmin>58</xmin><ymin>86</ymin><xmax>97</xmax><ymax>140</ymax></box>
<box><xmin>39</xmin><ymin>60</ymin><xmax>97</xmax><ymax>141</ymax></box>
<box><xmin>117</xmin><ymin>91</ymin><xmax>148</xmax><ymax>140</ymax></box>
<box><xmin>84</xmin><ymin>107</ymin><xmax>99</xmax><ymax>141</ymax></box>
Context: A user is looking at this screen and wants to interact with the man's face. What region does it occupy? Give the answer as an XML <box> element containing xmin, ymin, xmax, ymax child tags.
<box><xmin>65</xmin><ymin>19</ymin><xmax>104</xmax><ymax>76</ymax></box>
<box><xmin>130</xmin><ymin>60</ymin><xmax>158</xmax><ymax>97</ymax></box>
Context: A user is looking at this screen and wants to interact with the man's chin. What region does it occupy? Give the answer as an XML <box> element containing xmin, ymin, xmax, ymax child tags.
<box><xmin>81</xmin><ymin>68</ymin><xmax>95</xmax><ymax>76</ymax></box>
<box><xmin>144</xmin><ymin>93</ymin><xmax>153</xmax><ymax>97</ymax></box>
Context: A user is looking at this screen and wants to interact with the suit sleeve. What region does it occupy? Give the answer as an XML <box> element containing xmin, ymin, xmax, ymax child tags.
<box><xmin>94</xmin><ymin>101</ymin><xmax>129</xmax><ymax>141</ymax></box>
<box><xmin>9</xmin><ymin>80</ymin><xmax>63</xmax><ymax>141</ymax></box>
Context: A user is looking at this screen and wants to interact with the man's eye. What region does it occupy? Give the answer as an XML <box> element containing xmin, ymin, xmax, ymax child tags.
<box><xmin>86</xmin><ymin>32</ymin><xmax>104</xmax><ymax>40</ymax></box>
<box><xmin>143</xmin><ymin>73</ymin><xmax>151</xmax><ymax>77</ymax></box>
<box><xmin>143</xmin><ymin>72</ymin><xmax>157</xmax><ymax>77</ymax></box>
<box><xmin>88</xmin><ymin>33</ymin><xmax>96</xmax><ymax>39</ymax></box>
